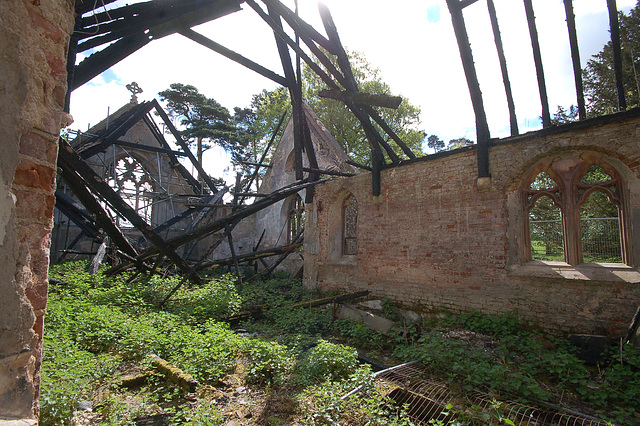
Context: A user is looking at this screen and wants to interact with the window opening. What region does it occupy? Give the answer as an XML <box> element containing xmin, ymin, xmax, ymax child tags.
<box><xmin>105</xmin><ymin>156</ymin><xmax>155</xmax><ymax>227</ymax></box>
<box><xmin>287</xmin><ymin>194</ymin><xmax>304</xmax><ymax>243</ymax></box>
<box><xmin>343</xmin><ymin>194</ymin><xmax>358</xmax><ymax>255</ymax></box>
<box><xmin>580</xmin><ymin>190</ymin><xmax>622</xmax><ymax>263</ymax></box>
<box><xmin>529</xmin><ymin>195</ymin><xmax>564</xmax><ymax>261</ymax></box>
<box><xmin>524</xmin><ymin>158</ymin><xmax>626</xmax><ymax>265</ymax></box>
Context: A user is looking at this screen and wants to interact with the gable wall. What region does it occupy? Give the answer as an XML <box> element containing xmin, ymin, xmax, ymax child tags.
<box><xmin>305</xmin><ymin>113</ymin><xmax>640</xmax><ymax>337</ymax></box>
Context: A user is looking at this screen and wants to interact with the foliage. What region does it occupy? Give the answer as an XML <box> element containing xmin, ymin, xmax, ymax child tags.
<box><xmin>550</xmin><ymin>104</ymin><xmax>579</xmax><ymax>125</ymax></box>
<box><xmin>296</xmin><ymin>340</ymin><xmax>360</xmax><ymax>384</ymax></box>
<box><xmin>158</xmin><ymin>83</ymin><xmax>250</xmax><ymax>166</ymax></box>
<box><xmin>446</xmin><ymin>137</ymin><xmax>474</xmax><ymax>150</ymax></box>
<box><xmin>43</xmin><ymin>262</ymin><xmax>640</xmax><ymax>425</ymax></box>
<box><xmin>243</xmin><ymin>50</ymin><xmax>426</xmax><ymax>168</ymax></box>
<box><xmin>583</xmin><ymin>1</ymin><xmax>640</xmax><ymax>116</ymax></box>
<box><xmin>427</xmin><ymin>134</ymin><xmax>445</xmax><ymax>152</ymax></box>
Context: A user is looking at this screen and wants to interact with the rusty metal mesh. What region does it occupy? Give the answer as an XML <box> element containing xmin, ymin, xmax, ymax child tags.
<box><xmin>336</xmin><ymin>363</ymin><xmax>609</xmax><ymax>426</ymax></box>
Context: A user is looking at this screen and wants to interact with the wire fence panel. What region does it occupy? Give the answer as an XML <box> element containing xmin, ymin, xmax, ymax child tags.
<box><xmin>580</xmin><ymin>217</ymin><xmax>622</xmax><ymax>263</ymax></box>
<box><xmin>530</xmin><ymin>218</ymin><xmax>622</xmax><ymax>263</ymax></box>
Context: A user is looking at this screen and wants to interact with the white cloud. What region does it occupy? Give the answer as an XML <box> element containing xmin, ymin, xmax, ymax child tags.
<box><xmin>69</xmin><ymin>0</ymin><xmax>633</xmax><ymax>158</ymax></box>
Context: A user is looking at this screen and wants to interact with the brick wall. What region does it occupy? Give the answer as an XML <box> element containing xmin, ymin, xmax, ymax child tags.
<box><xmin>304</xmin><ymin>111</ymin><xmax>640</xmax><ymax>337</ymax></box>
<box><xmin>0</xmin><ymin>0</ymin><xmax>74</xmax><ymax>421</ymax></box>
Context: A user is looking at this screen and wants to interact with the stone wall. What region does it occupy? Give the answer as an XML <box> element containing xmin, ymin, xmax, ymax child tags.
<box><xmin>304</xmin><ymin>111</ymin><xmax>640</xmax><ymax>337</ymax></box>
<box><xmin>0</xmin><ymin>0</ymin><xmax>74</xmax><ymax>421</ymax></box>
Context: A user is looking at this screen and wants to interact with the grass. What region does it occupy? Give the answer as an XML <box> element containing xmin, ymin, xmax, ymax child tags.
<box><xmin>41</xmin><ymin>261</ymin><xmax>640</xmax><ymax>425</ymax></box>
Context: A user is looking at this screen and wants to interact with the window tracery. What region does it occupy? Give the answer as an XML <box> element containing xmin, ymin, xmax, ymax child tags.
<box><xmin>524</xmin><ymin>158</ymin><xmax>625</xmax><ymax>265</ymax></box>
<box><xmin>287</xmin><ymin>194</ymin><xmax>304</xmax><ymax>244</ymax></box>
<box><xmin>105</xmin><ymin>156</ymin><xmax>155</xmax><ymax>227</ymax></box>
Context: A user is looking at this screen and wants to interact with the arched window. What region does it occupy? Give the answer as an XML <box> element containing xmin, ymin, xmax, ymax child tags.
<box><xmin>578</xmin><ymin>165</ymin><xmax>622</xmax><ymax>263</ymax></box>
<box><xmin>105</xmin><ymin>156</ymin><xmax>155</xmax><ymax>227</ymax></box>
<box><xmin>287</xmin><ymin>194</ymin><xmax>304</xmax><ymax>243</ymax></box>
<box><xmin>343</xmin><ymin>194</ymin><xmax>358</xmax><ymax>255</ymax></box>
<box><xmin>523</xmin><ymin>158</ymin><xmax>626</xmax><ymax>265</ymax></box>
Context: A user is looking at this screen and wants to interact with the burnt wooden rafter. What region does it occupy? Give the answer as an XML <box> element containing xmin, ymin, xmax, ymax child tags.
<box><xmin>57</xmin><ymin>150</ymin><xmax>139</xmax><ymax>259</ymax></box>
<box><xmin>59</xmin><ymin>138</ymin><xmax>201</xmax><ymax>283</ymax></box>
<box><xmin>445</xmin><ymin>0</ymin><xmax>491</xmax><ymax>178</ymax></box>
<box><xmin>178</xmin><ymin>27</ymin><xmax>288</xmax><ymax>87</ymax></box>
<box><xmin>607</xmin><ymin>0</ymin><xmax>627</xmax><ymax>111</ymax></box>
<box><xmin>486</xmin><ymin>0</ymin><xmax>518</xmax><ymax>136</ymax></box>
<box><xmin>563</xmin><ymin>0</ymin><xmax>586</xmax><ymax>120</ymax></box>
<box><xmin>71</xmin><ymin>0</ymin><xmax>243</xmax><ymax>91</ymax></box>
<box><xmin>106</xmin><ymin>178</ymin><xmax>328</xmax><ymax>275</ymax></box>
<box><xmin>523</xmin><ymin>0</ymin><xmax>551</xmax><ymax>128</ymax></box>
<box><xmin>141</xmin><ymin>108</ymin><xmax>204</xmax><ymax>194</ymax></box>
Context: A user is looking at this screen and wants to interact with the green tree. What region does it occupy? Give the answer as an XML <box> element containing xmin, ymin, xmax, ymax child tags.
<box><xmin>550</xmin><ymin>105</ymin><xmax>579</xmax><ymax>125</ymax></box>
<box><xmin>302</xmin><ymin>50</ymin><xmax>425</xmax><ymax>165</ymax></box>
<box><xmin>583</xmin><ymin>1</ymin><xmax>640</xmax><ymax>116</ymax></box>
<box><xmin>244</xmin><ymin>51</ymin><xmax>425</xmax><ymax>167</ymax></box>
<box><xmin>427</xmin><ymin>134</ymin><xmax>444</xmax><ymax>152</ymax></box>
<box><xmin>158</xmin><ymin>83</ymin><xmax>249</xmax><ymax>171</ymax></box>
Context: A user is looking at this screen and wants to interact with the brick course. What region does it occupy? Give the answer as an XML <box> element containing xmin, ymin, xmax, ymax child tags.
<box><xmin>305</xmin><ymin>112</ymin><xmax>640</xmax><ymax>337</ymax></box>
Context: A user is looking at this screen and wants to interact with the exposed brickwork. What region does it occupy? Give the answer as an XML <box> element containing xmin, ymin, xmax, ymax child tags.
<box><xmin>0</xmin><ymin>0</ymin><xmax>74</xmax><ymax>420</ymax></box>
<box><xmin>305</xmin><ymin>113</ymin><xmax>640</xmax><ymax>337</ymax></box>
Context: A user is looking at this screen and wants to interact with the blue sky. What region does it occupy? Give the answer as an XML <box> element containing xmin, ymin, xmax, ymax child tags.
<box><xmin>69</xmin><ymin>0</ymin><xmax>637</xmax><ymax>178</ymax></box>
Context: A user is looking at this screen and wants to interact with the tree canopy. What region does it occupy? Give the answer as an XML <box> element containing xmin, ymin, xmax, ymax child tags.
<box><xmin>242</xmin><ymin>50</ymin><xmax>426</xmax><ymax>167</ymax></box>
<box><xmin>583</xmin><ymin>1</ymin><xmax>640</xmax><ymax>116</ymax></box>
<box><xmin>158</xmin><ymin>83</ymin><xmax>250</xmax><ymax>167</ymax></box>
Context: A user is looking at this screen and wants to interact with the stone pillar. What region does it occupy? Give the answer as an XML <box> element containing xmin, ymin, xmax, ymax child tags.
<box><xmin>0</xmin><ymin>0</ymin><xmax>74</xmax><ymax>421</ymax></box>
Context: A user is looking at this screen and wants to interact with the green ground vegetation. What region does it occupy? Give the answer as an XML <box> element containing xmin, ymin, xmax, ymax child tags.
<box><xmin>42</xmin><ymin>262</ymin><xmax>639</xmax><ymax>425</ymax></box>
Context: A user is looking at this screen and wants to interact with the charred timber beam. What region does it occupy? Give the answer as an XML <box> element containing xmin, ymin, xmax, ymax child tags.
<box><xmin>459</xmin><ymin>0</ymin><xmax>480</xmax><ymax>8</ymax></box>
<box><xmin>143</xmin><ymin>106</ymin><xmax>203</xmax><ymax>194</ymax></box>
<box><xmin>303</xmin><ymin>167</ymin><xmax>355</xmax><ymax>177</ymax></box>
<box><xmin>241</xmin><ymin>110</ymin><xmax>287</xmax><ymax>204</ymax></box>
<box><xmin>446</xmin><ymin>0</ymin><xmax>490</xmax><ymax>178</ymax></box>
<box><xmin>229</xmin><ymin>192</ymin><xmax>269</xmax><ymax>198</ymax></box>
<box><xmin>347</xmin><ymin>159</ymin><xmax>372</xmax><ymax>172</ymax></box>
<box><xmin>249</xmin><ymin>0</ymin><xmax>344</xmax><ymax>91</ymax></box>
<box><xmin>109</xmin><ymin>178</ymin><xmax>329</xmax><ymax>274</ymax></box>
<box><xmin>364</xmin><ymin>107</ymin><xmax>417</xmax><ymax>159</ymax></box>
<box><xmin>179</xmin><ymin>28</ymin><xmax>288</xmax><ymax>87</ymax></box>
<box><xmin>239</xmin><ymin>161</ymin><xmax>272</xmax><ymax>168</ymax></box>
<box><xmin>607</xmin><ymin>0</ymin><xmax>627</xmax><ymax>111</ymax></box>
<box><xmin>224</xmin><ymin>290</ymin><xmax>370</xmax><ymax>322</ymax></box>
<box><xmin>318</xmin><ymin>4</ymin><xmax>386</xmax><ymax>191</ymax></box>
<box><xmin>58</xmin><ymin>151</ymin><xmax>138</xmax><ymax>259</ymax></box>
<box><xmin>78</xmin><ymin>102</ymin><xmax>156</xmax><ymax>158</ymax></box>
<box><xmin>523</xmin><ymin>0</ymin><xmax>551</xmax><ymax>127</ymax></box>
<box><xmin>109</xmin><ymin>140</ymin><xmax>187</xmax><ymax>156</ymax></box>
<box><xmin>563</xmin><ymin>0</ymin><xmax>586</xmax><ymax>120</ymax></box>
<box><xmin>73</xmin><ymin>33</ymin><xmax>151</xmax><ymax>90</ymax></box>
<box><xmin>257</xmin><ymin>0</ymin><xmax>338</xmax><ymax>55</ymax></box>
<box><xmin>487</xmin><ymin>0</ymin><xmax>519</xmax><ymax>135</ymax></box>
<box><xmin>59</xmin><ymin>139</ymin><xmax>201</xmax><ymax>284</ymax></box>
<box><xmin>153</xmin><ymin>102</ymin><xmax>218</xmax><ymax>194</ymax></box>
<box><xmin>318</xmin><ymin>89</ymin><xmax>402</xmax><ymax>110</ymax></box>
<box><xmin>263</xmin><ymin>2</ymin><xmax>304</xmax><ymax>181</ymax></box>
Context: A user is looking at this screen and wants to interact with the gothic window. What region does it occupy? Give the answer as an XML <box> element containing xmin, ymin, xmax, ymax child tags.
<box><xmin>524</xmin><ymin>159</ymin><xmax>625</xmax><ymax>265</ymax></box>
<box><xmin>105</xmin><ymin>156</ymin><xmax>155</xmax><ymax>227</ymax></box>
<box><xmin>343</xmin><ymin>194</ymin><xmax>358</xmax><ymax>255</ymax></box>
<box><xmin>287</xmin><ymin>194</ymin><xmax>304</xmax><ymax>243</ymax></box>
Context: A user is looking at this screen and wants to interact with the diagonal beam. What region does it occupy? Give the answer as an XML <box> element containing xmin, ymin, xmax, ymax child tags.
<box><xmin>179</xmin><ymin>27</ymin><xmax>288</xmax><ymax>87</ymax></box>
<box><xmin>59</xmin><ymin>138</ymin><xmax>201</xmax><ymax>283</ymax></box>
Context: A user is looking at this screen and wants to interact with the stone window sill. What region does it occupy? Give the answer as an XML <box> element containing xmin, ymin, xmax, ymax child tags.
<box><xmin>509</xmin><ymin>261</ymin><xmax>640</xmax><ymax>283</ymax></box>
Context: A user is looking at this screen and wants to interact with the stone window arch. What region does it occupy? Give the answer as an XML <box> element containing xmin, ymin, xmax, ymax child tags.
<box><xmin>287</xmin><ymin>194</ymin><xmax>304</xmax><ymax>244</ymax></box>
<box><xmin>523</xmin><ymin>157</ymin><xmax>626</xmax><ymax>265</ymax></box>
<box><xmin>105</xmin><ymin>155</ymin><xmax>156</xmax><ymax>227</ymax></box>
<box><xmin>343</xmin><ymin>193</ymin><xmax>358</xmax><ymax>255</ymax></box>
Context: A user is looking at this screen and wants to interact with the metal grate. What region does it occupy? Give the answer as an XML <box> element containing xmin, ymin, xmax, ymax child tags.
<box><xmin>332</xmin><ymin>363</ymin><xmax>609</xmax><ymax>426</ymax></box>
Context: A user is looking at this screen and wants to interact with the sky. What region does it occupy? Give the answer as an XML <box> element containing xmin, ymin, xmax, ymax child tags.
<box><xmin>69</xmin><ymin>0</ymin><xmax>638</xmax><ymax>180</ymax></box>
